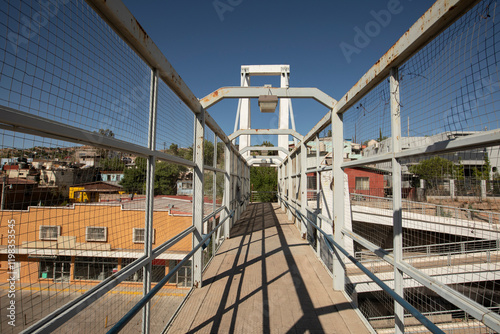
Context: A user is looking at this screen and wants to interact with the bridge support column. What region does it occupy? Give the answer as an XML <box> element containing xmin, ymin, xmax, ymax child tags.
<box><xmin>391</xmin><ymin>67</ymin><xmax>404</xmax><ymax>334</ymax></box>
<box><xmin>142</xmin><ymin>68</ymin><xmax>158</xmax><ymax>334</ymax></box>
<box><xmin>300</xmin><ymin>141</ymin><xmax>308</xmax><ymax>236</ymax></box>
<box><xmin>193</xmin><ymin>109</ymin><xmax>205</xmax><ymax>288</ymax></box>
<box><xmin>224</xmin><ymin>143</ymin><xmax>232</xmax><ymax>239</ymax></box>
<box><xmin>332</xmin><ymin>110</ymin><xmax>345</xmax><ymax>291</ymax></box>
<box><xmin>288</xmin><ymin>157</ymin><xmax>293</xmax><ymax>221</ymax></box>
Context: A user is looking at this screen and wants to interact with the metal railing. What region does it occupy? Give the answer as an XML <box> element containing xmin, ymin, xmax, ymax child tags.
<box><xmin>250</xmin><ymin>191</ymin><xmax>278</xmax><ymax>203</ymax></box>
<box><xmin>280</xmin><ymin>196</ymin><xmax>445</xmax><ymax>334</ymax></box>
<box><xmin>350</xmin><ymin>193</ymin><xmax>500</xmax><ymax>225</ymax></box>
<box><xmin>277</xmin><ymin>1</ymin><xmax>500</xmax><ymax>333</ymax></box>
<box><xmin>0</xmin><ymin>0</ymin><xmax>250</xmax><ymax>333</ymax></box>
<box><xmin>107</xmin><ymin>209</ymin><xmax>234</xmax><ymax>333</ymax></box>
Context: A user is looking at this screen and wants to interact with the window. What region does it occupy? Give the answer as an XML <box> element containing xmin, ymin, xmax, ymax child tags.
<box><xmin>133</xmin><ymin>228</ymin><xmax>155</xmax><ymax>244</ymax></box>
<box><xmin>39</xmin><ymin>226</ymin><xmax>61</xmax><ymax>240</ymax></box>
<box><xmin>168</xmin><ymin>260</ymin><xmax>192</xmax><ymax>287</ymax></box>
<box><xmin>74</xmin><ymin>257</ymin><xmax>118</xmax><ymax>280</ymax></box>
<box><xmin>307</xmin><ymin>174</ymin><xmax>317</xmax><ymax>190</ymax></box>
<box><xmin>39</xmin><ymin>256</ymin><xmax>71</xmax><ymax>280</ymax></box>
<box><xmin>86</xmin><ymin>227</ymin><xmax>107</xmax><ymax>242</ymax></box>
<box><xmin>355</xmin><ymin>177</ymin><xmax>370</xmax><ymax>190</ymax></box>
<box><xmin>123</xmin><ymin>258</ymin><xmax>165</xmax><ymax>283</ymax></box>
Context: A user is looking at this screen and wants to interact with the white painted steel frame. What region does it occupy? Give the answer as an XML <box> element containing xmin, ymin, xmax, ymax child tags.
<box><xmin>390</xmin><ymin>67</ymin><xmax>404</xmax><ymax>334</ymax></box>
<box><xmin>142</xmin><ymin>68</ymin><xmax>159</xmax><ymax>334</ymax></box>
<box><xmin>2</xmin><ymin>0</ymin><xmax>250</xmax><ymax>333</ymax></box>
<box><xmin>275</xmin><ymin>2</ymin><xmax>498</xmax><ymax>332</ymax></box>
<box><xmin>280</xmin><ymin>198</ymin><xmax>445</xmax><ymax>334</ymax></box>
<box><xmin>200</xmin><ymin>87</ymin><xmax>336</xmax><ymax>110</ymax></box>
<box><xmin>193</xmin><ymin>111</ymin><xmax>205</xmax><ymax>288</ymax></box>
<box><xmin>106</xmin><ymin>211</ymin><xmax>234</xmax><ymax>334</ymax></box>
<box><xmin>342</xmin><ymin>228</ymin><xmax>500</xmax><ymax>333</ymax></box>
<box><xmin>239</xmin><ymin>146</ymin><xmax>290</xmax><ymax>156</ymax></box>
<box><xmin>229</xmin><ymin>128</ymin><xmax>303</xmax><ymax>141</ymax></box>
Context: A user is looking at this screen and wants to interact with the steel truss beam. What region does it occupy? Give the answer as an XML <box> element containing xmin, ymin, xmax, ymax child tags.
<box><xmin>229</xmin><ymin>129</ymin><xmax>303</xmax><ymax>141</ymax></box>
<box><xmin>239</xmin><ymin>146</ymin><xmax>289</xmax><ymax>156</ymax></box>
<box><xmin>200</xmin><ymin>87</ymin><xmax>336</xmax><ymax>110</ymax></box>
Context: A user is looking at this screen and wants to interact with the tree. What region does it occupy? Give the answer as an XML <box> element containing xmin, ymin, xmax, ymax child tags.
<box><xmin>262</xmin><ymin>141</ymin><xmax>277</xmax><ymax>156</ymax></box>
<box><xmin>169</xmin><ymin>143</ymin><xmax>179</xmax><ymax>156</ymax></box>
<box><xmin>204</xmin><ymin>140</ymin><xmax>214</xmax><ymax>167</ymax></box>
<box><xmin>250</xmin><ymin>166</ymin><xmax>278</xmax><ymax>202</ymax></box>
<box><xmin>179</xmin><ymin>146</ymin><xmax>193</xmax><ymax>161</ymax></box>
<box><xmin>409</xmin><ymin>156</ymin><xmax>455</xmax><ymax>188</ymax></box>
<box><xmin>154</xmin><ymin>161</ymin><xmax>187</xmax><ymax>195</ymax></box>
<box><xmin>472</xmin><ymin>152</ymin><xmax>491</xmax><ymax>180</ymax></box>
<box><xmin>377</xmin><ymin>128</ymin><xmax>388</xmax><ymax>142</ymax></box>
<box><xmin>120</xmin><ymin>157</ymin><xmax>187</xmax><ymax>195</ymax></box>
<box><xmin>120</xmin><ymin>157</ymin><xmax>147</xmax><ymax>194</ymax></box>
<box><xmin>95</xmin><ymin>128</ymin><xmax>115</xmax><ymax>160</ymax></box>
<box><xmin>453</xmin><ymin>157</ymin><xmax>465</xmax><ymax>181</ymax></box>
<box><xmin>100</xmin><ymin>156</ymin><xmax>125</xmax><ymax>171</ymax></box>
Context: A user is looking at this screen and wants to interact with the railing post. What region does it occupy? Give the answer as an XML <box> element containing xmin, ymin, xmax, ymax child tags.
<box><xmin>245</xmin><ymin>163</ymin><xmax>249</xmax><ymax>209</ymax></box>
<box><xmin>236</xmin><ymin>157</ymin><xmax>241</xmax><ymax>221</ymax></box>
<box><xmin>224</xmin><ymin>142</ymin><xmax>232</xmax><ymax>239</ymax></box>
<box><xmin>300</xmin><ymin>142</ymin><xmax>308</xmax><ymax>236</ymax></box>
<box><xmin>212</xmin><ymin>133</ymin><xmax>217</xmax><ymax>255</ymax></box>
<box><xmin>316</xmin><ymin>134</ymin><xmax>320</xmax><ymax>210</ymax></box>
<box><xmin>142</xmin><ymin>68</ymin><xmax>158</xmax><ymax>334</ymax></box>
<box><xmin>277</xmin><ymin>164</ymin><xmax>283</xmax><ymax>210</ymax></box>
<box><xmin>288</xmin><ymin>156</ymin><xmax>293</xmax><ymax>221</ymax></box>
<box><xmin>391</xmin><ymin>66</ymin><xmax>404</xmax><ymax>334</ymax></box>
<box><xmin>332</xmin><ymin>109</ymin><xmax>345</xmax><ymax>290</ymax></box>
<box><xmin>193</xmin><ymin>109</ymin><xmax>205</xmax><ymax>288</ymax></box>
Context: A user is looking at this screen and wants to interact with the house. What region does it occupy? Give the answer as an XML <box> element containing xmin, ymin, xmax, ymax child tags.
<box><xmin>100</xmin><ymin>171</ymin><xmax>124</xmax><ymax>186</ymax></box>
<box><xmin>363</xmin><ymin>131</ymin><xmax>500</xmax><ymax>180</ymax></box>
<box><xmin>69</xmin><ymin>181</ymin><xmax>124</xmax><ymax>203</ymax></box>
<box><xmin>345</xmin><ymin>167</ymin><xmax>387</xmax><ymax>198</ymax></box>
<box><xmin>177</xmin><ymin>171</ymin><xmax>193</xmax><ymax>196</ymax></box>
<box><xmin>74</xmin><ymin>146</ymin><xmax>103</xmax><ymax>167</ymax></box>
<box><xmin>39</xmin><ymin>167</ymin><xmax>98</xmax><ymax>195</ymax></box>
<box><xmin>0</xmin><ymin>177</ymin><xmax>59</xmax><ymax>210</ymax></box>
<box><xmin>0</xmin><ymin>204</ymin><xmax>192</xmax><ymax>287</ymax></box>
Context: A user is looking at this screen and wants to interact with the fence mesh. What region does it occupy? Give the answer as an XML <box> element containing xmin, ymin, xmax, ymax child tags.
<box><xmin>0</xmin><ymin>0</ymin><xmax>202</xmax><ymax>332</ymax></box>
<box><xmin>336</xmin><ymin>1</ymin><xmax>500</xmax><ymax>332</ymax></box>
<box><xmin>1</xmin><ymin>0</ymin><xmax>151</xmax><ymax>147</ymax></box>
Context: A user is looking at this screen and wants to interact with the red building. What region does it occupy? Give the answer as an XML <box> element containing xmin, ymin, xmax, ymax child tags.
<box><xmin>345</xmin><ymin>167</ymin><xmax>386</xmax><ymax>197</ymax></box>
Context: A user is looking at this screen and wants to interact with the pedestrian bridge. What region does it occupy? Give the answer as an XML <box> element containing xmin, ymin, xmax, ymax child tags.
<box><xmin>1</xmin><ymin>0</ymin><xmax>500</xmax><ymax>333</ymax></box>
<box><xmin>169</xmin><ymin>203</ymin><xmax>369</xmax><ymax>333</ymax></box>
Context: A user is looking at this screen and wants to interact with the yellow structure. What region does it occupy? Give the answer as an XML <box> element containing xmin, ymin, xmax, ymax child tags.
<box><xmin>69</xmin><ymin>186</ymin><xmax>90</xmax><ymax>202</ymax></box>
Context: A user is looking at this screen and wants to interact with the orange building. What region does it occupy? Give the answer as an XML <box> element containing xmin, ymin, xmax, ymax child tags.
<box><xmin>0</xmin><ymin>204</ymin><xmax>193</xmax><ymax>288</ymax></box>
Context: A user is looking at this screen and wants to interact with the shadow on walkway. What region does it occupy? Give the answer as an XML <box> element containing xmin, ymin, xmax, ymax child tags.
<box><xmin>169</xmin><ymin>203</ymin><xmax>369</xmax><ymax>334</ymax></box>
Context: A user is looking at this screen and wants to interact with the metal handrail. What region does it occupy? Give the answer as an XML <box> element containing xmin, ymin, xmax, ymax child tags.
<box><xmin>350</xmin><ymin>193</ymin><xmax>500</xmax><ymax>224</ymax></box>
<box><xmin>278</xmin><ymin>196</ymin><xmax>444</xmax><ymax>334</ymax></box>
<box><xmin>354</xmin><ymin>239</ymin><xmax>500</xmax><ymax>261</ymax></box>
<box><xmin>22</xmin><ymin>225</ymin><xmax>195</xmax><ymax>334</ymax></box>
<box><xmin>107</xmin><ymin>210</ymin><xmax>235</xmax><ymax>334</ymax></box>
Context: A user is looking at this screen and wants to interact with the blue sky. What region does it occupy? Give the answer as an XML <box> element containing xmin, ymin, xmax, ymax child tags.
<box><xmin>121</xmin><ymin>0</ymin><xmax>437</xmax><ymax>145</ymax></box>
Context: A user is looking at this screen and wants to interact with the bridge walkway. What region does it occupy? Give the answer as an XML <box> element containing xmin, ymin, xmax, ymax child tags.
<box><xmin>169</xmin><ymin>202</ymin><xmax>369</xmax><ymax>333</ymax></box>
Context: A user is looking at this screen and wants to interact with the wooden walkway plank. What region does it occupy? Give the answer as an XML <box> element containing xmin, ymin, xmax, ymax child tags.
<box><xmin>168</xmin><ymin>203</ymin><xmax>370</xmax><ymax>334</ymax></box>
